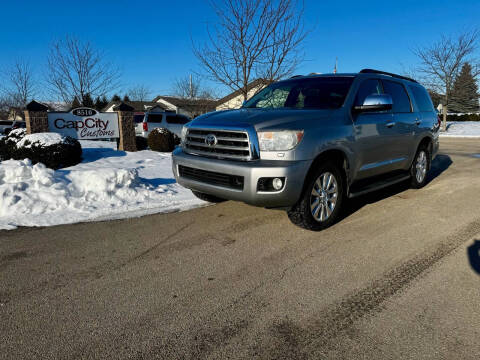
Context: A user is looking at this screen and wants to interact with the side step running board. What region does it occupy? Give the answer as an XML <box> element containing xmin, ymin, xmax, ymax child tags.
<box><xmin>348</xmin><ymin>174</ymin><xmax>410</xmax><ymax>198</ymax></box>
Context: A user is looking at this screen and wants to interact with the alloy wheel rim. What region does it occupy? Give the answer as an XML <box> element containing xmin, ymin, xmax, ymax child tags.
<box><xmin>310</xmin><ymin>172</ymin><xmax>338</xmax><ymax>222</ymax></box>
<box><xmin>415</xmin><ymin>150</ymin><xmax>427</xmax><ymax>183</ymax></box>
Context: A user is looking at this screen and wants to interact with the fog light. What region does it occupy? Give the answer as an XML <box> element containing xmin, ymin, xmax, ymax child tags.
<box><xmin>257</xmin><ymin>177</ymin><xmax>285</xmax><ymax>192</ymax></box>
<box><xmin>272</xmin><ymin>177</ymin><xmax>283</xmax><ymax>190</ymax></box>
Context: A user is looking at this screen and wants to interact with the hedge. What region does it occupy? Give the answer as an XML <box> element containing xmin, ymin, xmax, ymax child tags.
<box><xmin>147</xmin><ymin>128</ymin><xmax>177</xmax><ymax>152</ymax></box>
<box><xmin>447</xmin><ymin>114</ymin><xmax>480</xmax><ymax>121</ymax></box>
<box><xmin>0</xmin><ymin>129</ymin><xmax>82</xmax><ymax>169</ymax></box>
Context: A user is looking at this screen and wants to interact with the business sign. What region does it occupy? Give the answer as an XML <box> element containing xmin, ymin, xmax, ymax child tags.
<box><xmin>47</xmin><ymin>108</ymin><xmax>119</xmax><ymax>140</ymax></box>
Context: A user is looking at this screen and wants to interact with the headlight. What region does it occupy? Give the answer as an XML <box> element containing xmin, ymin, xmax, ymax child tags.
<box><xmin>180</xmin><ymin>126</ymin><xmax>188</xmax><ymax>145</ymax></box>
<box><xmin>257</xmin><ymin>130</ymin><xmax>304</xmax><ymax>151</ymax></box>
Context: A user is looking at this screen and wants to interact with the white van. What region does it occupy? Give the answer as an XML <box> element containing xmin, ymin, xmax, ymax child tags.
<box><xmin>1</xmin><ymin>120</ymin><xmax>26</xmax><ymax>135</ymax></box>
<box><xmin>0</xmin><ymin>120</ymin><xmax>14</xmax><ymax>135</ymax></box>
<box><xmin>135</xmin><ymin>112</ymin><xmax>191</xmax><ymax>138</ymax></box>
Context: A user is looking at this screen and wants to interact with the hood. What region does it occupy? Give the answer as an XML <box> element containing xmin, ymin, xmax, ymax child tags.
<box><xmin>189</xmin><ymin>108</ymin><xmax>336</xmax><ymax>131</ymax></box>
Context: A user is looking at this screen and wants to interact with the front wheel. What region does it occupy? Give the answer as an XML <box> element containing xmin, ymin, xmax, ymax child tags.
<box><xmin>410</xmin><ymin>145</ymin><xmax>430</xmax><ymax>188</ymax></box>
<box><xmin>287</xmin><ymin>162</ymin><xmax>344</xmax><ymax>231</ymax></box>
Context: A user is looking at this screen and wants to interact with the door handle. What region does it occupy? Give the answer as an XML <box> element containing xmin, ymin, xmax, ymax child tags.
<box><xmin>386</xmin><ymin>122</ymin><xmax>396</xmax><ymax>128</ymax></box>
<box><xmin>415</xmin><ymin>119</ymin><xmax>421</xmax><ymax>126</ymax></box>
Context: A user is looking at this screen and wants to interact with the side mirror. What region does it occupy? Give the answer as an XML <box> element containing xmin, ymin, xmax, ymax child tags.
<box><xmin>353</xmin><ymin>94</ymin><xmax>393</xmax><ymax>113</ymax></box>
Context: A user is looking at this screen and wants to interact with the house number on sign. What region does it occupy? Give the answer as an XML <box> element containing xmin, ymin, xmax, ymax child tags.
<box><xmin>72</xmin><ymin>108</ymin><xmax>97</xmax><ymax>116</ymax></box>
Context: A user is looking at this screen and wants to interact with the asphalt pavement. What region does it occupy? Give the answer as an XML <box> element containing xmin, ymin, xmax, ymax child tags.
<box><xmin>1</xmin><ymin>138</ymin><xmax>480</xmax><ymax>359</ymax></box>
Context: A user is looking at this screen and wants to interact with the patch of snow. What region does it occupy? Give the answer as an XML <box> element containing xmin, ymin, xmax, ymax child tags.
<box><xmin>8</xmin><ymin>128</ymin><xmax>25</xmax><ymax>136</ymax></box>
<box><xmin>79</xmin><ymin>139</ymin><xmax>117</xmax><ymax>150</ymax></box>
<box><xmin>0</xmin><ymin>142</ymin><xmax>207</xmax><ymax>230</ymax></box>
<box><xmin>5</xmin><ymin>128</ymin><xmax>26</xmax><ymax>140</ymax></box>
<box><xmin>151</xmin><ymin>127</ymin><xmax>171</xmax><ymax>135</ymax></box>
<box><xmin>440</xmin><ymin>121</ymin><xmax>480</xmax><ymax>138</ymax></box>
<box><xmin>16</xmin><ymin>132</ymin><xmax>66</xmax><ymax>148</ymax></box>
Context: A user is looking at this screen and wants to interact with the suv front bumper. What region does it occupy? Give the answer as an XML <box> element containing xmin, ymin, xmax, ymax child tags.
<box><xmin>172</xmin><ymin>148</ymin><xmax>311</xmax><ymax>208</ymax></box>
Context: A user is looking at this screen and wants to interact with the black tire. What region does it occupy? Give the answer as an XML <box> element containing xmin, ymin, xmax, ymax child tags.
<box><xmin>191</xmin><ymin>190</ymin><xmax>225</xmax><ymax>203</ymax></box>
<box><xmin>410</xmin><ymin>144</ymin><xmax>430</xmax><ymax>189</ymax></box>
<box><xmin>287</xmin><ymin>161</ymin><xmax>345</xmax><ymax>231</ymax></box>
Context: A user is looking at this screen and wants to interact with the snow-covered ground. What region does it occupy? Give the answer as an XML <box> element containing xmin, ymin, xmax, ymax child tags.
<box><xmin>440</xmin><ymin>121</ymin><xmax>480</xmax><ymax>138</ymax></box>
<box><xmin>0</xmin><ymin>140</ymin><xmax>207</xmax><ymax>230</ymax></box>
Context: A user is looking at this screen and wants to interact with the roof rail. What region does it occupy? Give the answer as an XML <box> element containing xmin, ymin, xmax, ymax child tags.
<box><xmin>359</xmin><ymin>69</ymin><xmax>417</xmax><ymax>83</ymax></box>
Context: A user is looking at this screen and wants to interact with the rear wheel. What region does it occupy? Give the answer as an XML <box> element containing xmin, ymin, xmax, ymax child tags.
<box><xmin>191</xmin><ymin>190</ymin><xmax>225</xmax><ymax>203</ymax></box>
<box><xmin>287</xmin><ymin>162</ymin><xmax>344</xmax><ymax>231</ymax></box>
<box><xmin>410</xmin><ymin>144</ymin><xmax>430</xmax><ymax>188</ymax></box>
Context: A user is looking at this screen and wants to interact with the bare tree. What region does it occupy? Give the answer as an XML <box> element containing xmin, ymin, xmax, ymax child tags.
<box><xmin>172</xmin><ymin>75</ymin><xmax>216</xmax><ymax>99</ymax></box>
<box><xmin>127</xmin><ymin>84</ymin><xmax>152</xmax><ymax>101</ymax></box>
<box><xmin>1</xmin><ymin>60</ymin><xmax>36</xmax><ymax>120</ymax></box>
<box><xmin>193</xmin><ymin>0</ymin><xmax>307</xmax><ymax>101</ymax></box>
<box><xmin>413</xmin><ymin>30</ymin><xmax>480</xmax><ymax>130</ymax></box>
<box><xmin>46</xmin><ymin>36</ymin><xmax>120</xmax><ymax>105</ymax></box>
<box><xmin>0</xmin><ymin>95</ymin><xmax>12</xmax><ymax>119</ymax></box>
<box><xmin>169</xmin><ymin>75</ymin><xmax>218</xmax><ymax>116</ymax></box>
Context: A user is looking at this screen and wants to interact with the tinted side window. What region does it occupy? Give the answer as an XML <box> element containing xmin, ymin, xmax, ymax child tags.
<box><xmin>382</xmin><ymin>80</ymin><xmax>412</xmax><ymax>113</ymax></box>
<box><xmin>134</xmin><ymin>114</ymin><xmax>144</xmax><ymax>124</ymax></box>
<box><xmin>166</xmin><ymin>115</ymin><xmax>190</xmax><ymax>124</ymax></box>
<box><xmin>354</xmin><ymin>79</ymin><xmax>382</xmax><ymax>106</ymax></box>
<box><xmin>243</xmin><ymin>77</ymin><xmax>354</xmax><ymax>109</ymax></box>
<box><xmin>409</xmin><ymin>85</ymin><xmax>434</xmax><ymax>112</ymax></box>
<box><xmin>0</xmin><ymin>120</ymin><xmax>13</xmax><ymax>125</ymax></box>
<box><xmin>147</xmin><ymin>114</ymin><xmax>163</xmax><ymax>123</ymax></box>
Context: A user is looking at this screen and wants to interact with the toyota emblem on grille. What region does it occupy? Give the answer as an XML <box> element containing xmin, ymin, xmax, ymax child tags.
<box><xmin>205</xmin><ymin>134</ymin><xmax>217</xmax><ymax>147</ymax></box>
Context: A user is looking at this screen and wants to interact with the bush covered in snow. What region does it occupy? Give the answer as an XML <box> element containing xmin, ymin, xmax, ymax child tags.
<box><xmin>147</xmin><ymin>128</ymin><xmax>176</xmax><ymax>152</ymax></box>
<box><xmin>447</xmin><ymin>113</ymin><xmax>480</xmax><ymax>122</ymax></box>
<box><xmin>0</xmin><ymin>129</ymin><xmax>82</xmax><ymax>169</ymax></box>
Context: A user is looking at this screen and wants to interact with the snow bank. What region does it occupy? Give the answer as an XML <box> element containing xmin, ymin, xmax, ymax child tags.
<box><xmin>0</xmin><ymin>141</ymin><xmax>207</xmax><ymax>230</ymax></box>
<box><xmin>440</xmin><ymin>121</ymin><xmax>480</xmax><ymax>138</ymax></box>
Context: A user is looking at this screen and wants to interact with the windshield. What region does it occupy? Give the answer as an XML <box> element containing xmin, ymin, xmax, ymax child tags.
<box><xmin>243</xmin><ymin>77</ymin><xmax>354</xmax><ymax>110</ymax></box>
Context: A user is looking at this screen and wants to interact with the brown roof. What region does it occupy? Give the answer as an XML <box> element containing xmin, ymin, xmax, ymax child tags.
<box><xmin>103</xmin><ymin>101</ymin><xmax>167</xmax><ymax>112</ymax></box>
<box><xmin>215</xmin><ymin>79</ymin><xmax>268</xmax><ymax>106</ymax></box>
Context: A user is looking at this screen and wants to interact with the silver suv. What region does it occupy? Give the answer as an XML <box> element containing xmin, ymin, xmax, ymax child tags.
<box><xmin>172</xmin><ymin>69</ymin><xmax>439</xmax><ymax>231</ymax></box>
<box><xmin>135</xmin><ymin>112</ymin><xmax>190</xmax><ymax>138</ymax></box>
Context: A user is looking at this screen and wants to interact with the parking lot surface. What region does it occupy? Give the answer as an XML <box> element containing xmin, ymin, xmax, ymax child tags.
<box><xmin>1</xmin><ymin>138</ymin><xmax>480</xmax><ymax>359</ymax></box>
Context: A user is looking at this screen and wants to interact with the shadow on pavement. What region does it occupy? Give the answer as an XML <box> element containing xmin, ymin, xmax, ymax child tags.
<box><xmin>339</xmin><ymin>154</ymin><xmax>452</xmax><ymax>222</ymax></box>
<box><xmin>427</xmin><ymin>154</ymin><xmax>452</xmax><ymax>184</ymax></box>
<box><xmin>467</xmin><ymin>240</ymin><xmax>480</xmax><ymax>275</ymax></box>
<box><xmin>80</xmin><ymin>147</ymin><xmax>127</xmax><ymax>163</ymax></box>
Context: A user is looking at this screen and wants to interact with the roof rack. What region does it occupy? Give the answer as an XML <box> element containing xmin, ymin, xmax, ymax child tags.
<box><xmin>290</xmin><ymin>74</ymin><xmax>303</xmax><ymax>78</ymax></box>
<box><xmin>359</xmin><ymin>69</ymin><xmax>417</xmax><ymax>83</ymax></box>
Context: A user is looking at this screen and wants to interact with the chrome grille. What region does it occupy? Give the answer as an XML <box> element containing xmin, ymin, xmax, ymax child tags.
<box><xmin>184</xmin><ymin>129</ymin><xmax>251</xmax><ymax>160</ymax></box>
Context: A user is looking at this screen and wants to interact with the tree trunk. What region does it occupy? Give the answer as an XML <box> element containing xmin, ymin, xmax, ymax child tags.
<box><xmin>442</xmin><ymin>104</ymin><xmax>447</xmax><ymax>132</ymax></box>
